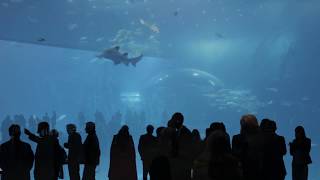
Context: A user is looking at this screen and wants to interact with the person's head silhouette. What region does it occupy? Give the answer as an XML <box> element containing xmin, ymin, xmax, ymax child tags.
<box><xmin>66</xmin><ymin>124</ymin><xmax>77</xmax><ymax>135</ymax></box>
<box><xmin>295</xmin><ymin>126</ymin><xmax>306</xmax><ymax>139</ymax></box>
<box><xmin>37</xmin><ymin>122</ymin><xmax>50</xmax><ymax>137</ymax></box>
<box><xmin>119</xmin><ymin>125</ymin><xmax>129</xmax><ymax>136</ymax></box>
<box><xmin>9</xmin><ymin>124</ymin><xmax>21</xmax><ymax>140</ymax></box>
<box><xmin>171</xmin><ymin>112</ymin><xmax>184</xmax><ymax>129</ymax></box>
<box><xmin>146</xmin><ymin>125</ymin><xmax>154</xmax><ymax>135</ymax></box>
<box><xmin>156</xmin><ymin>127</ymin><xmax>165</xmax><ymax>138</ymax></box>
<box><xmin>240</xmin><ymin>114</ymin><xmax>259</xmax><ymax>134</ymax></box>
<box><xmin>85</xmin><ymin>122</ymin><xmax>96</xmax><ymax>134</ymax></box>
<box><xmin>50</xmin><ymin>129</ymin><xmax>59</xmax><ymax>138</ymax></box>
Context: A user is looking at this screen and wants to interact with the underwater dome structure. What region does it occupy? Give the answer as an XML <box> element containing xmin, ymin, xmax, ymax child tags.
<box><xmin>141</xmin><ymin>68</ymin><xmax>262</xmax><ymax>125</ymax></box>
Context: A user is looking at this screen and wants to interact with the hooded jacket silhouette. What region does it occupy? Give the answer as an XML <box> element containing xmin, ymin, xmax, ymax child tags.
<box><xmin>108</xmin><ymin>126</ymin><xmax>138</xmax><ymax>180</ymax></box>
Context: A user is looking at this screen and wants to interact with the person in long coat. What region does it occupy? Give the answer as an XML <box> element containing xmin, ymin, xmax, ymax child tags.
<box><xmin>108</xmin><ymin>125</ymin><xmax>138</xmax><ymax>180</ymax></box>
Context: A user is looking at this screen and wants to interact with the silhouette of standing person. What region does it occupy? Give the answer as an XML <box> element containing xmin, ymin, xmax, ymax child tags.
<box><xmin>172</xmin><ymin>112</ymin><xmax>193</xmax><ymax>180</ymax></box>
<box><xmin>64</xmin><ymin>124</ymin><xmax>82</xmax><ymax>180</ymax></box>
<box><xmin>210</xmin><ymin>122</ymin><xmax>231</xmax><ymax>152</ymax></box>
<box><xmin>64</xmin><ymin>124</ymin><xmax>83</xmax><ymax>180</ymax></box>
<box><xmin>82</xmin><ymin>122</ymin><xmax>100</xmax><ymax>180</ymax></box>
<box><xmin>192</xmin><ymin>124</ymin><xmax>232</xmax><ymax>180</ymax></box>
<box><xmin>231</xmin><ymin>114</ymin><xmax>264</xmax><ymax>180</ymax></box>
<box><xmin>109</xmin><ymin>125</ymin><xmax>138</xmax><ymax>180</ymax></box>
<box><xmin>0</xmin><ymin>124</ymin><xmax>34</xmax><ymax>180</ymax></box>
<box><xmin>260</xmin><ymin>119</ymin><xmax>287</xmax><ymax>180</ymax></box>
<box><xmin>192</xmin><ymin>131</ymin><xmax>212</xmax><ymax>180</ymax></box>
<box><xmin>190</xmin><ymin>129</ymin><xmax>204</xmax><ymax>162</ymax></box>
<box><xmin>208</xmin><ymin>131</ymin><xmax>242</xmax><ymax>180</ymax></box>
<box><xmin>149</xmin><ymin>126</ymin><xmax>172</xmax><ymax>180</ymax></box>
<box><xmin>50</xmin><ymin>129</ymin><xmax>67</xmax><ymax>179</ymax></box>
<box><xmin>290</xmin><ymin>126</ymin><xmax>312</xmax><ymax>180</ymax></box>
<box><xmin>138</xmin><ymin>125</ymin><xmax>157</xmax><ymax>180</ymax></box>
<box><xmin>24</xmin><ymin>122</ymin><xmax>60</xmax><ymax>180</ymax></box>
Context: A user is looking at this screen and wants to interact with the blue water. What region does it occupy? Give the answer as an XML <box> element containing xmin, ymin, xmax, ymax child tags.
<box><xmin>0</xmin><ymin>0</ymin><xmax>320</xmax><ymax>179</ymax></box>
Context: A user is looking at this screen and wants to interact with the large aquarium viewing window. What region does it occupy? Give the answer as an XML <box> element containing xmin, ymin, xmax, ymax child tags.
<box><xmin>0</xmin><ymin>0</ymin><xmax>319</xmax><ymax>180</ymax></box>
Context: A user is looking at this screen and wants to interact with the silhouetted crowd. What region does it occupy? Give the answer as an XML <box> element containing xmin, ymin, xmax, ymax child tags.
<box><xmin>0</xmin><ymin>112</ymin><xmax>312</xmax><ymax>180</ymax></box>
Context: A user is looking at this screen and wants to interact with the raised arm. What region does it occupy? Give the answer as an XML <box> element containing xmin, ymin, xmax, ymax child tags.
<box><xmin>24</xmin><ymin>129</ymin><xmax>42</xmax><ymax>143</ymax></box>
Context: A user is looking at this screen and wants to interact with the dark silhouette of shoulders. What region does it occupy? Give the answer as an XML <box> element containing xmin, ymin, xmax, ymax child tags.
<box><xmin>290</xmin><ymin>137</ymin><xmax>312</xmax><ymax>164</ymax></box>
<box><xmin>0</xmin><ymin>139</ymin><xmax>34</xmax><ymax>180</ymax></box>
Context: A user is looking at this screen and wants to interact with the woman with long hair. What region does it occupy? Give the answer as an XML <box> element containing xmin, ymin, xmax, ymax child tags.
<box><xmin>290</xmin><ymin>126</ymin><xmax>312</xmax><ymax>180</ymax></box>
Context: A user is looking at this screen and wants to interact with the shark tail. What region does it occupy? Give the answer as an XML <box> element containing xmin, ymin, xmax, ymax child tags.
<box><xmin>131</xmin><ymin>54</ymin><xmax>143</xmax><ymax>67</ymax></box>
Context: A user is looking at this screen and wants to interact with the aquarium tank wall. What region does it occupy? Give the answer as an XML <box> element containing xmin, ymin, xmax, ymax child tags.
<box><xmin>0</xmin><ymin>0</ymin><xmax>319</xmax><ymax>179</ymax></box>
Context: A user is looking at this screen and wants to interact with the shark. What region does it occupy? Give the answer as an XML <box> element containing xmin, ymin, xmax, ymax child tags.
<box><xmin>97</xmin><ymin>46</ymin><xmax>143</xmax><ymax>67</ymax></box>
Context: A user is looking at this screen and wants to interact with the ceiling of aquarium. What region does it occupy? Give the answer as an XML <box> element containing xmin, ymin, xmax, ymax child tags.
<box><xmin>0</xmin><ymin>0</ymin><xmax>319</xmax><ymax>60</ymax></box>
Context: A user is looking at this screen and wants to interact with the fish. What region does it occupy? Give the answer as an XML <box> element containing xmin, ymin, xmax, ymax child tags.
<box><xmin>266</xmin><ymin>87</ymin><xmax>279</xmax><ymax>93</ymax></box>
<box><xmin>208</xmin><ymin>80</ymin><xmax>216</xmax><ymax>87</ymax></box>
<box><xmin>57</xmin><ymin>114</ymin><xmax>67</xmax><ymax>122</ymax></box>
<box><xmin>68</xmin><ymin>23</ymin><xmax>78</xmax><ymax>31</ymax></box>
<box><xmin>173</xmin><ymin>9</ymin><xmax>180</xmax><ymax>16</ymax></box>
<box><xmin>37</xmin><ymin>37</ymin><xmax>46</xmax><ymax>42</ymax></box>
<box><xmin>281</xmin><ymin>101</ymin><xmax>292</xmax><ymax>107</ymax></box>
<box><xmin>95</xmin><ymin>37</ymin><xmax>104</xmax><ymax>42</ymax></box>
<box><xmin>80</xmin><ymin>36</ymin><xmax>87</xmax><ymax>41</ymax></box>
<box><xmin>267</xmin><ymin>100</ymin><xmax>273</xmax><ymax>105</ymax></box>
<box><xmin>97</xmin><ymin>46</ymin><xmax>144</xmax><ymax>67</ymax></box>
<box><xmin>215</xmin><ymin>32</ymin><xmax>224</xmax><ymax>39</ymax></box>
<box><xmin>139</xmin><ymin>18</ymin><xmax>160</xmax><ymax>33</ymax></box>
